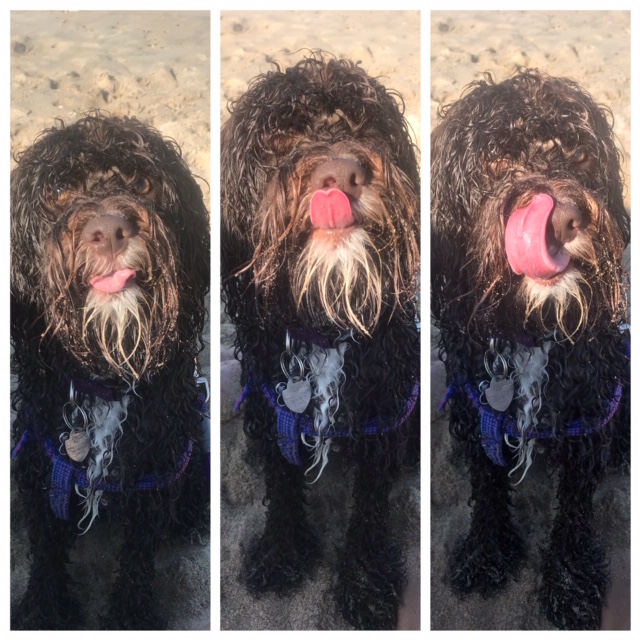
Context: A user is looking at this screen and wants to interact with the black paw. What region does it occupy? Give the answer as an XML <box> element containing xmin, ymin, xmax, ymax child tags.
<box><xmin>337</xmin><ymin>540</ymin><xmax>406</xmax><ymax>630</ymax></box>
<box><xmin>540</xmin><ymin>541</ymin><xmax>609</xmax><ymax>630</ymax></box>
<box><xmin>449</xmin><ymin>530</ymin><xmax>526</xmax><ymax>596</ymax></box>
<box><xmin>11</xmin><ymin>592</ymin><xmax>83</xmax><ymax>630</ymax></box>
<box><xmin>11</xmin><ymin>578</ymin><xmax>83</xmax><ymax>631</ymax></box>
<box><xmin>243</xmin><ymin>529</ymin><xmax>320</xmax><ymax>595</ymax></box>
<box><xmin>101</xmin><ymin>586</ymin><xmax>168</xmax><ymax>630</ymax></box>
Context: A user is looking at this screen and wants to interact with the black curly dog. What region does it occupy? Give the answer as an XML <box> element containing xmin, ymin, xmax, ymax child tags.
<box><xmin>221</xmin><ymin>54</ymin><xmax>420</xmax><ymax>630</ymax></box>
<box><xmin>10</xmin><ymin>114</ymin><xmax>210</xmax><ymax>630</ymax></box>
<box><xmin>432</xmin><ymin>70</ymin><xmax>630</xmax><ymax>630</ymax></box>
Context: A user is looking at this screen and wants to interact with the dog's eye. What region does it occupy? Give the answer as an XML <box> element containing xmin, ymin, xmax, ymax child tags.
<box><xmin>133</xmin><ymin>177</ymin><xmax>152</xmax><ymax>195</ymax></box>
<box><xmin>51</xmin><ymin>186</ymin><xmax>73</xmax><ymax>204</ymax></box>
<box><xmin>572</xmin><ymin>147</ymin><xmax>588</xmax><ymax>164</ymax></box>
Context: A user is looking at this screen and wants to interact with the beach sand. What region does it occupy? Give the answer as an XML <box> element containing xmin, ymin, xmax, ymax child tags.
<box><xmin>10</xmin><ymin>10</ymin><xmax>211</xmax><ymax>630</ymax></box>
<box><xmin>220</xmin><ymin>10</ymin><xmax>421</xmax><ymax>630</ymax></box>
<box><xmin>430</xmin><ymin>10</ymin><xmax>630</xmax><ymax>630</ymax></box>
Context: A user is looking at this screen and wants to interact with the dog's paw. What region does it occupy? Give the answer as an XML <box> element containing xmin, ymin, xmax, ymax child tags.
<box><xmin>539</xmin><ymin>541</ymin><xmax>609</xmax><ymax>630</ymax></box>
<box><xmin>337</xmin><ymin>540</ymin><xmax>406</xmax><ymax>630</ymax></box>
<box><xmin>449</xmin><ymin>530</ymin><xmax>526</xmax><ymax>596</ymax></box>
<box><xmin>11</xmin><ymin>592</ymin><xmax>83</xmax><ymax>630</ymax></box>
<box><xmin>100</xmin><ymin>608</ymin><xmax>168</xmax><ymax>630</ymax></box>
<box><xmin>11</xmin><ymin>577</ymin><xmax>83</xmax><ymax>631</ymax></box>
<box><xmin>243</xmin><ymin>529</ymin><xmax>321</xmax><ymax>595</ymax></box>
<box><xmin>101</xmin><ymin>585</ymin><xmax>169</xmax><ymax>630</ymax></box>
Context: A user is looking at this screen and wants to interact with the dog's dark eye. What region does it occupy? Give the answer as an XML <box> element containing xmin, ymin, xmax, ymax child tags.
<box><xmin>267</xmin><ymin>133</ymin><xmax>296</xmax><ymax>157</ymax></box>
<box><xmin>572</xmin><ymin>147</ymin><xmax>588</xmax><ymax>164</ymax></box>
<box><xmin>133</xmin><ymin>177</ymin><xmax>152</xmax><ymax>195</ymax></box>
<box><xmin>51</xmin><ymin>186</ymin><xmax>73</xmax><ymax>204</ymax></box>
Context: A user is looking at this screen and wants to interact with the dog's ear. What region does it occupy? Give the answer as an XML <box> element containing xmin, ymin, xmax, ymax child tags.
<box><xmin>10</xmin><ymin>161</ymin><xmax>48</xmax><ymax>307</ymax></box>
<box><xmin>171</xmin><ymin>167</ymin><xmax>210</xmax><ymax>304</ymax></box>
<box><xmin>154</xmin><ymin>138</ymin><xmax>210</xmax><ymax>338</ymax></box>
<box><xmin>220</xmin><ymin>118</ymin><xmax>257</xmax><ymax>281</ymax></box>
<box><xmin>119</xmin><ymin>116</ymin><xmax>211</xmax><ymax>314</ymax></box>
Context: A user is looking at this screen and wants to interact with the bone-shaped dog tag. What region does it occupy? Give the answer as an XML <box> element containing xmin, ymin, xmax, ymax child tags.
<box><xmin>65</xmin><ymin>430</ymin><xmax>91</xmax><ymax>462</ymax></box>
<box><xmin>282</xmin><ymin>378</ymin><xmax>312</xmax><ymax>414</ymax></box>
<box><xmin>485</xmin><ymin>377</ymin><xmax>514</xmax><ymax>412</ymax></box>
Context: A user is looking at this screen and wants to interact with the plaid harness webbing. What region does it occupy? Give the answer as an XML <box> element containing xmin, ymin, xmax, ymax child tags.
<box><xmin>12</xmin><ymin>428</ymin><xmax>194</xmax><ymax>520</ymax></box>
<box><xmin>439</xmin><ymin>379</ymin><xmax>623</xmax><ymax>466</ymax></box>
<box><xmin>235</xmin><ymin>378</ymin><xmax>419</xmax><ymax>466</ymax></box>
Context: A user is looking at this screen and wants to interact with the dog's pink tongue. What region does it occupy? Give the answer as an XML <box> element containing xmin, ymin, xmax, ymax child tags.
<box><xmin>505</xmin><ymin>193</ymin><xmax>570</xmax><ymax>279</ymax></box>
<box><xmin>310</xmin><ymin>189</ymin><xmax>354</xmax><ymax>229</ymax></box>
<box><xmin>90</xmin><ymin>269</ymin><xmax>136</xmax><ymax>293</ymax></box>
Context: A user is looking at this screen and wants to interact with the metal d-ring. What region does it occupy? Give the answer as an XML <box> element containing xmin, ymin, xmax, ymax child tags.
<box><xmin>484</xmin><ymin>348</ymin><xmax>508</xmax><ymax>381</ymax></box>
<box><xmin>280</xmin><ymin>351</ymin><xmax>304</xmax><ymax>381</ymax></box>
<box><xmin>62</xmin><ymin>380</ymin><xmax>88</xmax><ymax>432</ymax></box>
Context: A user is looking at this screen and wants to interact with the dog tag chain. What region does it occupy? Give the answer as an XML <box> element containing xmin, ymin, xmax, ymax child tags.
<box><xmin>278</xmin><ymin>332</ymin><xmax>312</xmax><ymax>414</ymax></box>
<box><xmin>482</xmin><ymin>341</ymin><xmax>514</xmax><ymax>412</ymax></box>
<box><xmin>60</xmin><ymin>381</ymin><xmax>91</xmax><ymax>462</ymax></box>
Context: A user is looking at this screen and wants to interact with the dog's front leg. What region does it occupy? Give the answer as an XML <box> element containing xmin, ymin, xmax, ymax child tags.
<box><xmin>337</xmin><ymin>439</ymin><xmax>405</xmax><ymax>630</ymax></box>
<box><xmin>12</xmin><ymin>467</ymin><xmax>79</xmax><ymax>630</ymax></box>
<box><xmin>539</xmin><ymin>439</ymin><xmax>608</xmax><ymax>630</ymax></box>
<box><xmin>102</xmin><ymin>498</ymin><xmax>166</xmax><ymax>630</ymax></box>
<box><xmin>243</xmin><ymin>428</ymin><xmax>320</xmax><ymax>595</ymax></box>
<box><xmin>450</xmin><ymin>440</ymin><xmax>526</xmax><ymax>596</ymax></box>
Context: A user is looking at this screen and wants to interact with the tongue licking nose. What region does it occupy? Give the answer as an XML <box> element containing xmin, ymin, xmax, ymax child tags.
<box><xmin>310</xmin><ymin>189</ymin><xmax>354</xmax><ymax>229</ymax></box>
<box><xmin>505</xmin><ymin>193</ymin><xmax>572</xmax><ymax>279</ymax></box>
<box><xmin>90</xmin><ymin>269</ymin><xmax>136</xmax><ymax>293</ymax></box>
<box><xmin>309</xmin><ymin>157</ymin><xmax>365</xmax><ymax>230</ymax></box>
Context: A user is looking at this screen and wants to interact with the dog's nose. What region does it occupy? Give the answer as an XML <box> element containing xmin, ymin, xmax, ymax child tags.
<box><xmin>548</xmin><ymin>201</ymin><xmax>583</xmax><ymax>245</ymax></box>
<box><xmin>310</xmin><ymin>158</ymin><xmax>366</xmax><ymax>199</ymax></box>
<box><xmin>82</xmin><ymin>215</ymin><xmax>133</xmax><ymax>257</ymax></box>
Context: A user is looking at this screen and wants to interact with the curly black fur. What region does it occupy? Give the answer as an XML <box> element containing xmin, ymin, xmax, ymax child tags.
<box><xmin>221</xmin><ymin>53</ymin><xmax>420</xmax><ymax>630</ymax></box>
<box><xmin>431</xmin><ymin>70</ymin><xmax>629</xmax><ymax>630</ymax></box>
<box><xmin>11</xmin><ymin>113</ymin><xmax>210</xmax><ymax>630</ymax></box>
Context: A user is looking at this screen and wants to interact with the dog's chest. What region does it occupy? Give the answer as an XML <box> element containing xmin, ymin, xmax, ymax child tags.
<box><xmin>277</xmin><ymin>340</ymin><xmax>349</xmax><ymax>478</ymax></box>
<box><xmin>61</xmin><ymin>395</ymin><xmax>128</xmax><ymax>466</ymax></box>
<box><xmin>280</xmin><ymin>342</ymin><xmax>348</xmax><ymax>424</ymax></box>
<box><xmin>479</xmin><ymin>341</ymin><xmax>551</xmax><ymax>478</ymax></box>
<box><xmin>60</xmin><ymin>394</ymin><xmax>129</xmax><ymax>529</ymax></box>
<box><xmin>481</xmin><ymin>341</ymin><xmax>550</xmax><ymax>418</ymax></box>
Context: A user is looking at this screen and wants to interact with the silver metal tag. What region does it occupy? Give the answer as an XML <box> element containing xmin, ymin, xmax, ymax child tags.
<box><xmin>282</xmin><ymin>378</ymin><xmax>312</xmax><ymax>414</ymax></box>
<box><xmin>485</xmin><ymin>377</ymin><xmax>514</xmax><ymax>412</ymax></box>
<box><xmin>65</xmin><ymin>430</ymin><xmax>91</xmax><ymax>462</ymax></box>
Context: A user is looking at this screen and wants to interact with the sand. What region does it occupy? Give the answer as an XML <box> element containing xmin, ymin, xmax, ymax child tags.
<box><xmin>219</xmin><ymin>10</ymin><xmax>421</xmax><ymax>631</ymax></box>
<box><xmin>430</xmin><ymin>10</ymin><xmax>630</xmax><ymax>630</ymax></box>
<box><xmin>9</xmin><ymin>10</ymin><xmax>211</xmax><ymax>630</ymax></box>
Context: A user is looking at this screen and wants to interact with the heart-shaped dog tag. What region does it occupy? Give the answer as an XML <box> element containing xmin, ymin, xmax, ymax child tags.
<box><xmin>65</xmin><ymin>430</ymin><xmax>91</xmax><ymax>462</ymax></box>
<box><xmin>485</xmin><ymin>377</ymin><xmax>514</xmax><ymax>412</ymax></box>
<box><xmin>282</xmin><ymin>378</ymin><xmax>312</xmax><ymax>414</ymax></box>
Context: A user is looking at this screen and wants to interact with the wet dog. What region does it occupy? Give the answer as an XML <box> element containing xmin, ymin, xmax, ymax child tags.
<box><xmin>11</xmin><ymin>113</ymin><xmax>210</xmax><ymax>629</ymax></box>
<box><xmin>431</xmin><ymin>70</ymin><xmax>629</xmax><ymax>629</ymax></box>
<box><xmin>221</xmin><ymin>54</ymin><xmax>420</xmax><ymax>629</ymax></box>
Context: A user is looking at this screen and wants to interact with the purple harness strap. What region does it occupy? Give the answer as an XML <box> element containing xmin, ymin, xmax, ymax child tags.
<box><xmin>235</xmin><ymin>379</ymin><xmax>420</xmax><ymax>466</ymax></box>
<box><xmin>12</xmin><ymin>377</ymin><xmax>209</xmax><ymax>521</ymax></box>
<box><xmin>439</xmin><ymin>380</ymin><xmax>623</xmax><ymax>466</ymax></box>
<box><xmin>12</xmin><ymin>430</ymin><xmax>194</xmax><ymax>520</ymax></box>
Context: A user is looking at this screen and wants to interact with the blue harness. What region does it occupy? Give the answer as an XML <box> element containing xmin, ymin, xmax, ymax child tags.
<box><xmin>236</xmin><ymin>378</ymin><xmax>420</xmax><ymax>466</ymax></box>
<box><xmin>11</xmin><ymin>430</ymin><xmax>194</xmax><ymax>520</ymax></box>
<box><xmin>439</xmin><ymin>379</ymin><xmax>622</xmax><ymax>466</ymax></box>
<box><xmin>439</xmin><ymin>339</ymin><xmax>629</xmax><ymax>466</ymax></box>
<box><xmin>11</xmin><ymin>387</ymin><xmax>209</xmax><ymax>521</ymax></box>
